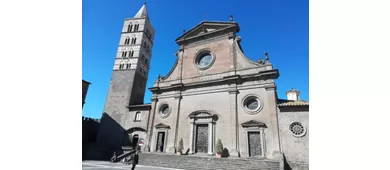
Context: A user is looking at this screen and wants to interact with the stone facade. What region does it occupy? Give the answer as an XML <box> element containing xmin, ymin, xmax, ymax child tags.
<box><xmin>147</xmin><ymin>21</ymin><xmax>283</xmax><ymax>161</ymax></box>
<box><xmin>96</xmin><ymin>4</ymin><xmax>309</xmax><ymax>170</ymax></box>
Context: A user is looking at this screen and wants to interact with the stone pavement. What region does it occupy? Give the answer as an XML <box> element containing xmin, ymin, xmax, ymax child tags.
<box><xmin>83</xmin><ymin>152</ymin><xmax>281</xmax><ymax>170</ymax></box>
<box><xmin>137</xmin><ymin>153</ymin><xmax>281</xmax><ymax>170</ymax></box>
<box><xmin>82</xmin><ymin>161</ymin><xmax>182</xmax><ymax>170</ymax></box>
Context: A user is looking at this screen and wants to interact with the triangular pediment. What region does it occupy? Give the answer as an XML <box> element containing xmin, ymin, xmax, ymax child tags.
<box><xmin>154</xmin><ymin>123</ymin><xmax>170</xmax><ymax>129</ymax></box>
<box><xmin>176</xmin><ymin>21</ymin><xmax>240</xmax><ymax>43</ymax></box>
<box><xmin>241</xmin><ymin>120</ymin><xmax>267</xmax><ymax>128</ymax></box>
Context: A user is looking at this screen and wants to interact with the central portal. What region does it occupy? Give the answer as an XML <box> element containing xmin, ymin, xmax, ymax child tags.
<box><xmin>195</xmin><ymin>124</ymin><xmax>208</xmax><ymax>153</ymax></box>
<box><xmin>156</xmin><ymin>132</ymin><xmax>165</xmax><ymax>152</ymax></box>
<box><xmin>248</xmin><ymin>131</ymin><xmax>261</xmax><ymax>157</ymax></box>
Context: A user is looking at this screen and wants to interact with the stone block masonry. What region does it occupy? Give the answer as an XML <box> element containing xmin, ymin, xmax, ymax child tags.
<box><xmin>138</xmin><ymin>152</ymin><xmax>281</xmax><ymax>170</ymax></box>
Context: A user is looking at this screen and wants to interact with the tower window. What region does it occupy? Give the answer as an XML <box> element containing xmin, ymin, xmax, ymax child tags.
<box><xmin>127</xmin><ymin>25</ymin><xmax>133</xmax><ymax>32</ymax></box>
<box><xmin>124</xmin><ymin>51</ymin><xmax>127</xmax><ymax>58</ymax></box>
<box><xmin>131</xmin><ymin>38</ymin><xmax>137</xmax><ymax>45</ymax></box>
<box><xmin>145</xmin><ymin>58</ymin><xmax>148</xmax><ymax>65</ymax></box>
<box><xmin>125</xmin><ymin>38</ymin><xmax>130</xmax><ymax>45</ymax></box>
<box><xmin>119</xmin><ymin>64</ymin><xmax>124</xmax><ymax>70</ymax></box>
<box><xmin>122</xmin><ymin>51</ymin><xmax>126</xmax><ymax>57</ymax></box>
<box><xmin>126</xmin><ymin>64</ymin><xmax>130</xmax><ymax>69</ymax></box>
<box><xmin>134</xmin><ymin>112</ymin><xmax>141</xmax><ymax>121</ymax></box>
<box><xmin>134</xmin><ymin>24</ymin><xmax>139</xmax><ymax>31</ymax></box>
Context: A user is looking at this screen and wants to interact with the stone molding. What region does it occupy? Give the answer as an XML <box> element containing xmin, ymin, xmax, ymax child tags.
<box><xmin>154</xmin><ymin>123</ymin><xmax>170</xmax><ymax>129</ymax></box>
<box><xmin>157</xmin><ymin>102</ymin><xmax>172</xmax><ymax>119</ymax></box>
<box><xmin>241</xmin><ymin>94</ymin><xmax>264</xmax><ymax>115</ymax></box>
<box><xmin>149</xmin><ymin>70</ymin><xmax>278</xmax><ymax>94</ymax></box>
<box><xmin>193</xmin><ymin>48</ymin><xmax>216</xmax><ymax>71</ymax></box>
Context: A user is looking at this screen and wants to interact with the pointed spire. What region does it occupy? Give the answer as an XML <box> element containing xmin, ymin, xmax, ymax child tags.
<box><xmin>134</xmin><ymin>3</ymin><xmax>148</xmax><ymax>18</ymax></box>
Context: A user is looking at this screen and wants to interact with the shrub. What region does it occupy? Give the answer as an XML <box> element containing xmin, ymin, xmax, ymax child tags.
<box><xmin>215</xmin><ymin>139</ymin><xmax>223</xmax><ymax>154</ymax></box>
<box><xmin>178</xmin><ymin>138</ymin><xmax>184</xmax><ymax>152</ymax></box>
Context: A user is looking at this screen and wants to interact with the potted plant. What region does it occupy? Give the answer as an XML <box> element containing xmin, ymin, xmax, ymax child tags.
<box><xmin>215</xmin><ymin>139</ymin><xmax>223</xmax><ymax>158</ymax></box>
<box><xmin>177</xmin><ymin>138</ymin><xmax>184</xmax><ymax>155</ymax></box>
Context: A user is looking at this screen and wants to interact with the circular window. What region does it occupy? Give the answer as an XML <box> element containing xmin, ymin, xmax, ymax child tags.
<box><xmin>159</xmin><ymin>103</ymin><xmax>171</xmax><ymax>118</ymax></box>
<box><xmin>289</xmin><ymin>122</ymin><xmax>306</xmax><ymax>137</ymax></box>
<box><xmin>194</xmin><ymin>50</ymin><xmax>215</xmax><ymax>70</ymax></box>
<box><xmin>246</xmin><ymin>99</ymin><xmax>259</xmax><ymax>110</ymax></box>
<box><xmin>242</xmin><ymin>95</ymin><xmax>263</xmax><ymax>115</ymax></box>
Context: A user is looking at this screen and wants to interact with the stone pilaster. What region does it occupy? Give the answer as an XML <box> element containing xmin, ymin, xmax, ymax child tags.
<box><xmin>189</xmin><ymin>121</ymin><xmax>195</xmax><ymax>154</ymax></box>
<box><xmin>265</xmin><ymin>85</ymin><xmax>282</xmax><ymax>155</ymax></box>
<box><xmin>228</xmin><ymin>86</ymin><xmax>240</xmax><ymax>157</ymax></box>
<box><xmin>146</xmin><ymin>95</ymin><xmax>158</xmax><ymax>152</ymax></box>
<box><xmin>207</xmin><ymin>122</ymin><xmax>213</xmax><ymax>155</ymax></box>
<box><xmin>172</xmin><ymin>92</ymin><xmax>182</xmax><ymax>153</ymax></box>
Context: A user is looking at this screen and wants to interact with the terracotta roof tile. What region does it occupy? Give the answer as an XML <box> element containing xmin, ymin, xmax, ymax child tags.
<box><xmin>277</xmin><ymin>99</ymin><xmax>309</xmax><ymax>107</ymax></box>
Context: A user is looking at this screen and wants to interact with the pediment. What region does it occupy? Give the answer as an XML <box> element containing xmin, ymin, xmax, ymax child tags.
<box><xmin>188</xmin><ymin>110</ymin><xmax>213</xmax><ymax>118</ymax></box>
<box><xmin>175</xmin><ymin>21</ymin><xmax>240</xmax><ymax>44</ymax></box>
<box><xmin>241</xmin><ymin>120</ymin><xmax>267</xmax><ymax>128</ymax></box>
<box><xmin>154</xmin><ymin>123</ymin><xmax>170</xmax><ymax>129</ymax></box>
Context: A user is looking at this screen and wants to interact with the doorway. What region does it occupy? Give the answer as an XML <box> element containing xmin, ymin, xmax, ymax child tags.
<box><xmin>132</xmin><ymin>134</ymin><xmax>139</xmax><ymax>148</ymax></box>
<box><xmin>248</xmin><ymin>131</ymin><xmax>261</xmax><ymax>157</ymax></box>
<box><xmin>156</xmin><ymin>132</ymin><xmax>165</xmax><ymax>152</ymax></box>
<box><xmin>195</xmin><ymin>124</ymin><xmax>208</xmax><ymax>153</ymax></box>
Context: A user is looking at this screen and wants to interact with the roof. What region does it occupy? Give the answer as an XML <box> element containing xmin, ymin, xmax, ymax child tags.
<box><xmin>277</xmin><ymin>99</ymin><xmax>309</xmax><ymax>107</ymax></box>
<box><xmin>175</xmin><ymin>21</ymin><xmax>240</xmax><ymax>42</ymax></box>
<box><xmin>134</xmin><ymin>3</ymin><xmax>148</xmax><ymax>18</ymax></box>
<box><xmin>82</xmin><ymin>79</ymin><xmax>91</xmax><ymax>84</ymax></box>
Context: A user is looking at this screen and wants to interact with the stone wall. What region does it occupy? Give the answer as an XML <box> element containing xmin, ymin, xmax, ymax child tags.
<box><xmin>278</xmin><ymin>106</ymin><xmax>309</xmax><ymax>170</ymax></box>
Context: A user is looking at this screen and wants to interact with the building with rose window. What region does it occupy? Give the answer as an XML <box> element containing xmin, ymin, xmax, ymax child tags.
<box><xmin>96</xmin><ymin>3</ymin><xmax>309</xmax><ymax>170</ymax></box>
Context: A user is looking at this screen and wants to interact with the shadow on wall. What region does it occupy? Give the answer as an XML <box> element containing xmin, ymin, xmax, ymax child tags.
<box><xmin>283</xmin><ymin>155</ymin><xmax>292</xmax><ymax>170</ymax></box>
<box><xmin>83</xmin><ymin>113</ymin><xmax>132</xmax><ymax>161</ymax></box>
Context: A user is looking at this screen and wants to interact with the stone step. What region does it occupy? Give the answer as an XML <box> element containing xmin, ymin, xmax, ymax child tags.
<box><xmin>138</xmin><ymin>153</ymin><xmax>281</xmax><ymax>170</ymax></box>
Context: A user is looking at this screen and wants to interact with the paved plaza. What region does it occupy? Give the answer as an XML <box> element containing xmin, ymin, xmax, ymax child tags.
<box><xmin>82</xmin><ymin>161</ymin><xmax>182</xmax><ymax>170</ymax></box>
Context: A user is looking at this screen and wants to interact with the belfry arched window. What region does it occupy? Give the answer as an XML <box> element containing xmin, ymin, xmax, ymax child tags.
<box><xmin>127</xmin><ymin>24</ymin><xmax>133</xmax><ymax>32</ymax></box>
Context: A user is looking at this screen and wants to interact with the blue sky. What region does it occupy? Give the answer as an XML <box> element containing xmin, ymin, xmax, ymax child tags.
<box><xmin>82</xmin><ymin>0</ymin><xmax>308</xmax><ymax>118</ymax></box>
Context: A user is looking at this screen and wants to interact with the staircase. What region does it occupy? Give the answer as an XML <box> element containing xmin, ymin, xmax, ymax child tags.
<box><xmin>138</xmin><ymin>152</ymin><xmax>282</xmax><ymax>170</ymax></box>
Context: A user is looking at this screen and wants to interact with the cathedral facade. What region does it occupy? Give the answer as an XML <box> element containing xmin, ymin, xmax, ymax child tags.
<box><xmin>96</xmin><ymin>4</ymin><xmax>308</xmax><ymax>169</ymax></box>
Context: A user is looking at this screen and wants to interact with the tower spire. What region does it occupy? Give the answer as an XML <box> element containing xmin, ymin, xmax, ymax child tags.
<box><xmin>134</xmin><ymin>3</ymin><xmax>148</xmax><ymax>18</ymax></box>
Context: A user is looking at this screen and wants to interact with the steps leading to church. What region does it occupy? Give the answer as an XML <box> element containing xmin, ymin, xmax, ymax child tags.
<box><xmin>138</xmin><ymin>152</ymin><xmax>281</xmax><ymax>170</ymax></box>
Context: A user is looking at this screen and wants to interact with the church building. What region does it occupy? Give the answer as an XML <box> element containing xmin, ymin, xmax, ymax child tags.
<box><xmin>96</xmin><ymin>3</ymin><xmax>309</xmax><ymax>169</ymax></box>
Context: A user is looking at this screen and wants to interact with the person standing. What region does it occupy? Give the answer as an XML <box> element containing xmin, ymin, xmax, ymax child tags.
<box><xmin>110</xmin><ymin>152</ymin><xmax>117</xmax><ymax>163</ymax></box>
<box><xmin>129</xmin><ymin>146</ymin><xmax>140</xmax><ymax>170</ymax></box>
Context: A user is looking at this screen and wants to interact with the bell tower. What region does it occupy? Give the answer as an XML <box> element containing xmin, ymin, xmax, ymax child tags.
<box><xmin>98</xmin><ymin>3</ymin><xmax>155</xmax><ymax>148</ymax></box>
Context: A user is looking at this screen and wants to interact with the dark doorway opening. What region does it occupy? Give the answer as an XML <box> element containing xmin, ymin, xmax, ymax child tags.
<box><xmin>156</xmin><ymin>132</ymin><xmax>165</xmax><ymax>152</ymax></box>
<box><xmin>195</xmin><ymin>124</ymin><xmax>208</xmax><ymax>153</ymax></box>
<box><xmin>132</xmin><ymin>134</ymin><xmax>139</xmax><ymax>148</ymax></box>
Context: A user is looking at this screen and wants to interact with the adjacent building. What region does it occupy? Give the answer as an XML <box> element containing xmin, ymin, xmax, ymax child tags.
<box><xmin>82</xmin><ymin>79</ymin><xmax>91</xmax><ymax>108</ymax></box>
<box><xmin>96</xmin><ymin>3</ymin><xmax>309</xmax><ymax>170</ymax></box>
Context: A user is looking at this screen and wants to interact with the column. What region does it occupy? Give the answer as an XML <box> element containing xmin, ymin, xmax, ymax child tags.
<box><xmin>260</xmin><ymin>129</ymin><xmax>265</xmax><ymax>157</ymax></box>
<box><xmin>207</xmin><ymin>122</ymin><xmax>213</xmax><ymax>155</ymax></box>
<box><xmin>189</xmin><ymin>122</ymin><xmax>194</xmax><ymax>154</ymax></box>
